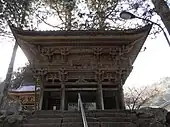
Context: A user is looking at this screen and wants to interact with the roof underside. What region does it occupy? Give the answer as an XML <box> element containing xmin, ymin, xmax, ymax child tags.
<box><xmin>11</xmin><ymin>25</ymin><xmax>152</xmax><ymax>65</ymax></box>
<box><xmin>11</xmin><ymin>25</ymin><xmax>152</xmax><ymax>43</ymax></box>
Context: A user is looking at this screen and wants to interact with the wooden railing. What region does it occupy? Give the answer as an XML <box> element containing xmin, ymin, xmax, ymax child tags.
<box><xmin>78</xmin><ymin>93</ymin><xmax>89</xmax><ymax>127</ymax></box>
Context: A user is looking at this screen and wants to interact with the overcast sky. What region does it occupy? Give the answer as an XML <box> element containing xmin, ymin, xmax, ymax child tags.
<box><xmin>0</xmin><ymin>21</ymin><xmax>170</xmax><ymax>88</ymax></box>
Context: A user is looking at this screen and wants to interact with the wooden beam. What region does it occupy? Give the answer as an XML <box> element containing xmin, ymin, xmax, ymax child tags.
<box><xmin>44</xmin><ymin>88</ymin><xmax>60</xmax><ymax>91</ymax></box>
<box><xmin>44</xmin><ymin>82</ymin><xmax>119</xmax><ymax>86</ymax></box>
<box><xmin>43</xmin><ymin>88</ymin><xmax>118</xmax><ymax>91</ymax></box>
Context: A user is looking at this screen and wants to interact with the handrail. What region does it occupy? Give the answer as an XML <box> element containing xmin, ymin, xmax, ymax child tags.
<box><xmin>78</xmin><ymin>93</ymin><xmax>89</xmax><ymax>127</ymax></box>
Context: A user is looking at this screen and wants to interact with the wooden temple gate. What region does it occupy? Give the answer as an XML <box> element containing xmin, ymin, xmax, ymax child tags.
<box><xmin>11</xmin><ymin>25</ymin><xmax>152</xmax><ymax>111</ymax></box>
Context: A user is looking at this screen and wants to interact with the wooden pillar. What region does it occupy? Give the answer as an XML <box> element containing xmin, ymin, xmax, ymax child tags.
<box><xmin>60</xmin><ymin>83</ymin><xmax>65</xmax><ymax>111</ymax></box>
<box><xmin>118</xmin><ymin>86</ymin><xmax>125</xmax><ymax>109</ymax></box>
<box><xmin>45</xmin><ymin>92</ymin><xmax>48</xmax><ymax>109</ymax></box>
<box><xmin>34</xmin><ymin>82</ymin><xmax>37</xmax><ymax>110</ymax></box>
<box><xmin>59</xmin><ymin>68</ymin><xmax>67</xmax><ymax>111</ymax></box>
<box><xmin>39</xmin><ymin>88</ymin><xmax>44</xmax><ymax>110</ymax></box>
<box><xmin>120</xmin><ymin>87</ymin><xmax>125</xmax><ymax>109</ymax></box>
<box><xmin>115</xmin><ymin>90</ymin><xmax>119</xmax><ymax>109</ymax></box>
<box><xmin>97</xmin><ymin>83</ymin><xmax>104</xmax><ymax>110</ymax></box>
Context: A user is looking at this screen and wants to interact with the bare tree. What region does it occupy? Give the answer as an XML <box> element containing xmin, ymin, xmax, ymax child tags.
<box><xmin>85</xmin><ymin>0</ymin><xmax>119</xmax><ymax>30</ymax></box>
<box><xmin>124</xmin><ymin>86</ymin><xmax>161</xmax><ymax>110</ymax></box>
<box><xmin>43</xmin><ymin>0</ymin><xmax>77</xmax><ymax>30</ymax></box>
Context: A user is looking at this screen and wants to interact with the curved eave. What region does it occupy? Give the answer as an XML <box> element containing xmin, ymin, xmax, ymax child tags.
<box><xmin>11</xmin><ymin>25</ymin><xmax>152</xmax><ymax>36</ymax></box>
<box><xmin>10</xmin><ymin>25</ymin><xmax>152</xmax><ymax>44</ymax></box>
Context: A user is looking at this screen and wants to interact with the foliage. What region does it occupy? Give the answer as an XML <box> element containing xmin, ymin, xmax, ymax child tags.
<box><xmin>43</xmin><ymin>0</ymin><xmax>77</xmax><ymax>30</ymax></box>
<box><xmin>38</xmin><ymin>0</ymin><xmax>157</xmax><ymax>30</ymax></box>
<box><xmin>0</xmin><ymin>0</ymin><xmax>39</xmax><ymax>37</ymax></box>
<box><xmin>0</xmin><ymin>0</ymin><xmax>167</xmax><ymax>32</ymax></box>
<box><xmin>124</xmin><ymin>86</ymin><xmax>162</xmax><ymax>110</ymax></box>
<box><xmin>10</xmin><ymin>64</ymin><xmax>30</xmax><ymax>89</ymax></box>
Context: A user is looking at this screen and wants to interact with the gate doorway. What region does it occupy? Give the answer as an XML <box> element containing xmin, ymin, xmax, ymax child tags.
<box><xmin>66</xmin><ymin>91</ymin><xmax>97</xmax><ymax>111</ymax></box>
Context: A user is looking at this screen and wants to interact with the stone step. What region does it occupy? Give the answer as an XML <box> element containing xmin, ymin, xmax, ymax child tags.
<box><xmin>31</xmin><ymin>113</ymin><xmax>135</xmax><ymax>119</ymax></box>
<box><xmin>23</xmin><ymin>122</ymin><xmax>99</xmax><ymax>127</ymax></box>
<box><xmin>100</xmin><ymin>122</ymin><xmax>137</xmax><ymax>127</ymax></box>
<box><xmin>63</xmin><ymin>117</ymin><xmax>98</xmax><ymax>122</ymax></box>
<box><xmin>26</xmin><ymin>117</ymin><xmax>98</xmax><ymax>124</ymax></box>
<box><xmin>24</xmin><ymin>122</ymin><xmax>137</xmax><ymax>127</ymax></box>
<box><xmin>93</xmin><ymin>112</ymin><xmax>135</xmax><ymax>117</ymax></box>
<box><xmin>23</xmin><ymin>123</ymin><xmax>60</xmax><ymax>127</ymax></box>
<box><xmin>97</xmin><ymin>117</ymin><xmax>132</xmax><ymax>122</ymax></box>
<box><xmin>33</xmin><ymin>111</ymin><xmax>81</xmax><ymax>117</ymax></box>
<box><xmin>33</xmin><ymin>110</ymin><xmax>136</xmax><ymax>118</ymax></box>
<box><xmin>62</xmin><ymin>122</ymin><xmax>135</xmax><ymax>127</ymax></box>
<box><xmin>31</xmin><ymin>114</ymin><xmax>63</xmax><ymax>118</ymax></box>
<box><xmin>62</xmin><ymin>122</ymin><xmax>99</xmax><ymax>127</ymax></box>
<box><xmin>34</xmin><ymin>110</ymin><xmax>134</xmax><ymax>115</ymax></box>
<box><xmin>34</xmin><ymin>110</ymin><xmax>79</xmax><ymax>114</ymax></box>
<box><xmin>26</xmin><ymin>118</ymin><xmax>62</xmax><ymax>124</ymax></box>
<box><xmin>25</xmin><ymin>117</ymin><xmax>135</xmax><ymax>125</ymax></box>
<box><xmin>85</xmin><ymin>109</ymin><xmax>134</xmax><ymax>113</ymax></box>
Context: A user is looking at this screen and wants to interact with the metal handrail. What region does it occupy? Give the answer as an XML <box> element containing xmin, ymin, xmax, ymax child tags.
<box><xmin>78</xmin><ymin>93</ymin><xmax>89</xmax><ymax>127</ymax></box>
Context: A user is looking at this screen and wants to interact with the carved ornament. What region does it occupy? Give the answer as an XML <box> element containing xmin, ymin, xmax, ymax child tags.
<box><xmin>93</xmin><ymin>48</ymin><xmax>103</xmax><ymax>60</ymax></box>
<box><xmin>60</xmin><ymin>48</ymin><xmax>70</xmax><ymax>62</ymax></box>
<box><xmin>58</xmin><ymin>68</ymin><xmax>68</xmax><ymax>82</ymax></box>
<box><xmin>75</xmin><ymin>76</ymin><xmax>88</xmax><ymax>84</ymax></box>
<box><xmin>45</xmin><ymin>72</ymin><xmax>58</xmax><ymax>81</ymax></box>
<box><xmin>109</xmin><ymin>45</ymin><xmax>134</xmax><ymax>58</ymax></box>
<box><xmin>37</xmin><ymin>45</ymin><xmax>59</xmax><ymax>55</ymax></box>
<box><xmin>31</xmin><ymin>68</ymin><xmax>48</xmax><ymax>76</ymax></box>
<box><xmin>95</xmin><ymin>69</ymin><xmax>105</xmax><ymax>82</ymax></box>
<box><xmin>13</xmin><ymin>95</ymin><xmax>39</xmax><ymax>104</ymax></box>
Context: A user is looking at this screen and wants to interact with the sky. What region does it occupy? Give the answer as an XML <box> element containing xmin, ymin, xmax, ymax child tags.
<box><xmin>125</xmin><ymin>30</ymin><xmax>170</xmax><ymax>88</ymax></box>
<box><xmin>0</xmin><ymin>20</ymin><xmax>170</xmax><ymax>88</ymax></box>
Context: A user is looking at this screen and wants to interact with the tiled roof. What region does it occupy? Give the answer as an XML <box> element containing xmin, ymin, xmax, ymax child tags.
<box><xmin>10</xmin><ymin>83</ymin><xmax>40</xmax><ymax>92</ymax></box>
<box><xmin>10</xmin><ymin>24</ymin><xmax>152</xmax><ymax>37</ymax></box>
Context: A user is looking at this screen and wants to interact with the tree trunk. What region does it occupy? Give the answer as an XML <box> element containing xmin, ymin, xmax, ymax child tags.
<box><xmin>152</xmin><ymin>0</ymin><xmax>170</xmax><ymax>35</ymax></box>
<box><xmin>0</xmin><ymin>42</ymin><xmax>18</xmax><ymax>105</ymax></box>
<box><xmin>66</xmin><ymin>9</ymin><xmax>72</xmax><ymax>30</ymax></box>
<box><xmin>4</xmin><ymin>41</ymin><xmax>18</xmax><ymax>92</ymax></box>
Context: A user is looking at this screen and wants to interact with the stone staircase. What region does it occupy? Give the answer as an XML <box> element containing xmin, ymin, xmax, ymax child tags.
<box><xmin>23</xmin><ymin>110</ymin><xmax>144</xmax><ymax>127</ymax></box>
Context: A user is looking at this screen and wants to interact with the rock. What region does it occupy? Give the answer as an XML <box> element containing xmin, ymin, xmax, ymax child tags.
<box><xmin>137</xmin><ymin>107</ymin><xmax>168</xmax><ymax>123</ymax></box>
<box><xmin>1</xmin><ymin>96</ymin><xmax>22</xmax><ymax>115</ymax></box>
<box><xmin>149</xmin><ymin>121</ymin><xmax>164</xmax><ymax>127</ymax></box>
<box><xmin>136</xmin><ymin>107</ymin><xmax>167</xmax><ymax>127</ymax></box>
<box><xmin>0</xmin><ymin>112</ymin><xmax>26</xmax><ymax>127</ymax></box>
<box><xmin>0</xmin><ymin>98</ymin><xmax>27</xmax><ymax>127</ymax></box>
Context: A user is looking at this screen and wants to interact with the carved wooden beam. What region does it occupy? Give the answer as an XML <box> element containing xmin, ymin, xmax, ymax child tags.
<box><xmin>93</xmin><ymin>48</ymin><xmax>103</xmax><ymax>60</ymax></box>
<box><xmin>95</xmin><ymin>69</ymin><xmax>105</xmax><ymax>82</ymax></box>
<box><xmin>58</xmin><ymin>68</ymin><xmax>68</xmax><ymax>82</ymax></box>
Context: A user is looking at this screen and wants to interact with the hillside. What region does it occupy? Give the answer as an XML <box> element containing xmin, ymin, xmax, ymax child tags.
<box><xmin>147</xmin><ymin>77</ymin><xmax>170</xmax><ymax>107</ymax></box>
